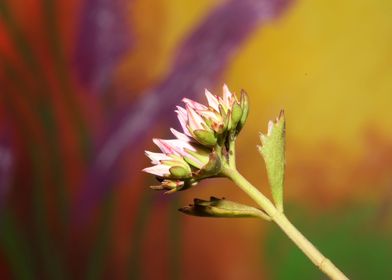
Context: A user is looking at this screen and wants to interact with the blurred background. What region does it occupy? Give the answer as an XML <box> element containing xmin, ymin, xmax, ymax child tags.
<box><xmin>1</xmin><ymin>0</ymin><xmax>392</xmax><ymax>279</ymax></box>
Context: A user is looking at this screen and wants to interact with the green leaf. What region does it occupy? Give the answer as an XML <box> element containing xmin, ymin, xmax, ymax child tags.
<box><xmin>258</xmin><ymin>110</ymin><xmax>285</xmax><ymax>212</ymax></box>
<box><xmin>179</xmin><ymin>197</ymin><xmax>271</xmax><ymax>220</ymax></box>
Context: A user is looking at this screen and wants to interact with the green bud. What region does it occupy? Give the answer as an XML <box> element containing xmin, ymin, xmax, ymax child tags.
<box><xmin>231</xmin><ymin>102</ymin><xmax>243</xmax><ymax>130</ymax></box>
<box><xmin>179</xmin><ymin>197</ymin><xmax>271</xmax><ymax>220</ymax></box>
<box><xmin>237</xmin><ymin>90</ymin><xmax>249</xmax><ymax>133</ymax></box>
<box><xmin>193</xmin><ymin>129</ymin><xmax>217</xmax><ymax>147</ymax></box>
<box><xmin>169</xmin><ymin>166</ymin><xmax>192</xmax><ymax>179</ymax></box>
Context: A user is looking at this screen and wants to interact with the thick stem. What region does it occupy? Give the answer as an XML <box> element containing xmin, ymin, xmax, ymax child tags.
<box><xmin>223</xmin><ymin>167</ymin><xmax>349</xmax><ymax>280</ymax></box>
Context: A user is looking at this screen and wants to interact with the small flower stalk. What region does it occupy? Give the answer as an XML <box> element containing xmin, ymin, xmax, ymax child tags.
<box><xmin>142</xmin><ymin>84</ymin><xmax>349</xmax><ymax>280</ymax></box>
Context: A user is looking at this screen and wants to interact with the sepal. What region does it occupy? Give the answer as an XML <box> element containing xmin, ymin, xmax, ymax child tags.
<box><xmin>197</xmin><ymin>152</ymin><xmax>222</xmax><ymax>177</ymax></box>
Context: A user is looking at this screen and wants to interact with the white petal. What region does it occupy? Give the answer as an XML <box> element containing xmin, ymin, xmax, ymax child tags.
<box><xmin>186</xmin><ymin>105</ymin><xmax>205</xmax><ymax>131</ymax></box>
<box><xmin>222</xmin><ymin>84</ymin><xmax>233</xmax><ymax>108</ymax></box>
<box><xmin>142</xmin><ymin>164</ymin><xmax>170</xmax><ymax>177</ymax></box>
<box><xmin>175</xmin><ymin>106</ymin><xmax>191</xmax><ymax>136</ymax></box>
<box><xmin>217</xmin><ymin>96</ymin><xmax>228</xmax><ymax>112</ymax></box>
<box><xmin>153</xmin><ymin>138</ymin><xmax>196</xmax><ymax>156</ymax></box>
<box><xmin>145</xmin><ymin>151</ymin><xmax>171</xmax><ymax>164</ymax></box>
<box><xmin>182</xmin><ymin>98</ymin><xmax>207</xmax><ymax>110</ymax></box>
<box><xmin>204</xmin><ymin>89</ymin><xmax>220</xmax><ymax>111</ymax></box>
<box><xmin>153</xmin><ymin>138</ymin><xmax>173</xmax><ymax>154</ymax></box>
<box><xmin>161</xmin><ymin>139</ymin><xmax>195</xmax><ymax>154</ymax></box>
<box><xmin>197</xmin><ymin>109</ymin><xmax>221</xmax><ymax>123</ymax></box>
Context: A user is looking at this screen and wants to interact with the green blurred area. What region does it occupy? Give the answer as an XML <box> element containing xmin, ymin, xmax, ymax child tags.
<box><xmin>265</xmin><ymin>203</ymin><xmax>392</xmax><ymax>279</ymax></box>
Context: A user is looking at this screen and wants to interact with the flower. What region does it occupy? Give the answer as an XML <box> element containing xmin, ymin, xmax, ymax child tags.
<box><xmin>143</xmin><ymin>128</ymin><xmax>211</xmax><ymax>193</ymax></box>
<box><xmin>143</xmin><ymin>84</ymin><xmax>249</xmax><ymax>192</ymax></box>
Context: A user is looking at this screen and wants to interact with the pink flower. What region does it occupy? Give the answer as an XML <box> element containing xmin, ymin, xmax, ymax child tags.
<box><xmin>143</xmin><ymin>84</ymin><xmax>249</xmax><ymax>192</ymax></box>
<box><xmin>143</xmin><ymin>128</ymin><xmax>209</xmax><ymax>179</ymax></box>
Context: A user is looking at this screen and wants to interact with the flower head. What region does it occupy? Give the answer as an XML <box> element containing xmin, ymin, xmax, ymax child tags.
<box><xmin>143</xmin><ymin>84</ymin><xmax>249</xmax><ymax>192</ymax></box>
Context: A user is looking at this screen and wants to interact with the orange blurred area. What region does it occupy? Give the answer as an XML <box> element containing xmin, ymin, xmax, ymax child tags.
<box><xmin>1</xmin><ymin>0</ymin><xmax>392</xmax><ymax>279</ymax></box>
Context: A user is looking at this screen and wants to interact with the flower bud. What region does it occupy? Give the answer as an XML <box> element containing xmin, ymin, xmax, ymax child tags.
<box><xmin>169</xmin><ymin>166</ymin><xmax>192</xmax><ymax>179</ymax></box>
<box><xmin>192</xmin><ymin>129</ymin><xmax>217</xmax><ymax>147</ymax></box>
<box><xmin>151</xmin><ymin>179</ymin><xmax>196</xmax><ymax>194</ymax></box>
<box><xmin>230</xmin><ymin>102</ymin><xmax>243</xmax><ymax>130</ymax></box>
<box><xmin>179</xmin><ymin>197</ymin><xmax>271</xmax><ymax>220</ymax></box>
<box><xmin>237</xmin><ymin>89</ymin><xmax>249</xmax><ymax>133</ymax></box>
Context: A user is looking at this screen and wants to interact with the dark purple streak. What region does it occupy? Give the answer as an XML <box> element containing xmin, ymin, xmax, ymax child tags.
<box><xmin>74</xmin><ymin>0</ymin><xmax>132</xmax><ymax>94</ymax></box>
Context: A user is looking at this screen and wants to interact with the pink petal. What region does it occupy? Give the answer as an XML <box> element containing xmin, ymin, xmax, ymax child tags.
<box><xmin>142</xmin><ymin>164</ymin><xmax>170</xmax><ymax>177</ymax></box>
<box><xmin>175</xmin><ymin>106</ymin><xmax>191</xmax><ymax>136</ymax></box>
<box><xmin>205</xmin><ymin>89</ymin><xmax>220</xmax><ymax>111</ymax></box>
<box><xmin>186</xmin><ymin>104</ymin><xmax>206</xmax><ymax>131</ymax></box>
<box><xmin>222</xmin><ymin>84</ymin><xmax>233</xmax><ymax>108</ymax></box>
<box><xmin>170</xmin><ymin>128</ymin><xmax>191</xmax><ymax>141</ymax></box>
<box><xmin>164</xmin><ymin>141</ymin><xmax>203</xmax><ymax>167</ymax></box>
<box><xmin>161</xmin><ymin>139</ymin><xmax>195</xmax><ymax>154</ymax></box>
<box><xmin>197</xmin><ymin>109</ymin><xmax>221</xmax><ymax>123</ymax></box>
<box><xmin>182</xmin><ymin>98</ymin><xmax>207</xmax><ymax>110</ymax></box>
<box><xmin>153</xmin><ymin>138</ymin><xmax>174</xmax><ymax>154</ymax></box>
<box><xmin>153</xmin><ymin>138</ymin><xmax>196</xmax><ymax>156</ymax></box>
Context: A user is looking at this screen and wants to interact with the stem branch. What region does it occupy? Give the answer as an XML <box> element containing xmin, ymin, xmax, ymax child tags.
<box><xmin>223</xmin><ymin>167</ymin><xmax>349</xmax><ymax>280</ymax></box>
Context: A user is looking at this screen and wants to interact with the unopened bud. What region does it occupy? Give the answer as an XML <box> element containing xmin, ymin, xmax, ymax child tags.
<box><xmin>193</xmin><ymin>129</ymin><xmax>217</xmax><ymax>147</ymax></box>
<box><xmin>151</xmin><ymin>179</ymin><xmax>197</xmax><ymax>194</ymax></box>
<box><xmin>231</xmin><ymin>102</ymin><xmax>243</xmax><ymax>130</ymax></box>
<box><xmin>169</xmin><ymin>166</ymin><xmax>192</xmax><ymax>179</ymax></box>
<box><xmin>237</xmin><ymin>90</ymin><xmax>249</xmax><ymax>133</ymax></box>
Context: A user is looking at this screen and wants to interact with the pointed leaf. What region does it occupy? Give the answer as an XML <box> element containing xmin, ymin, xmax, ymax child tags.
<box><xmin>258</xmin><ymin>110</ymin><xmax>285</xmax><ymax>212</ymax></box>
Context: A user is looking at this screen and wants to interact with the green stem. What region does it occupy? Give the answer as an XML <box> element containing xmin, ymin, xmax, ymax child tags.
<box><xmin>222</xmin><ymin>167</ymin><xmax>349</xmax><ymax>280</ymax></box>
<box><xmin>228</xmin><ymin>135</ymin><xmax>236</xmax><ymax>169</ymax></box>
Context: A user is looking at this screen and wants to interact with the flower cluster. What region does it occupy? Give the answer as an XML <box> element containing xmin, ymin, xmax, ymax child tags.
<box><xmin>143</xmin><ymin>84</ymin><xmax>248</xmax><ymax>193</ymax></box>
